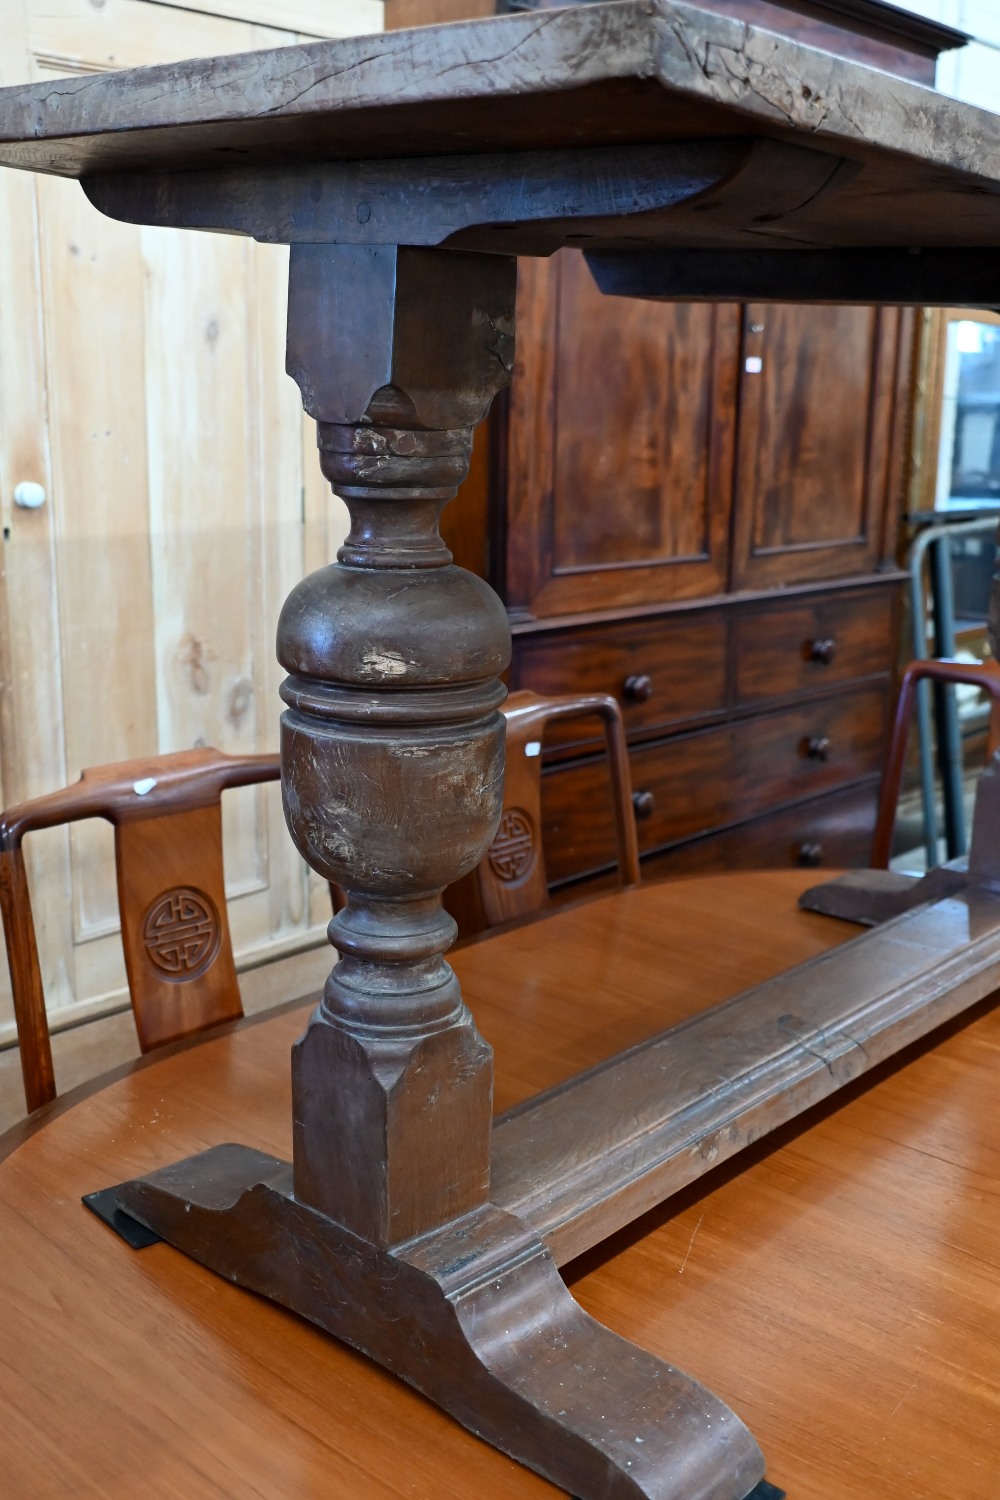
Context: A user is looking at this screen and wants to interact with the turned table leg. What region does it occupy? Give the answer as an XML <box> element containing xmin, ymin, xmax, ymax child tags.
<box><xmin>278</xmin><ymin>243</ymin><xmax>514</xmax><ymax>1245</ymax></box>
<box><xmin>118</xmin><ymin>241</ymin><xmax>768</xmax><ymax>1500</ymax></box>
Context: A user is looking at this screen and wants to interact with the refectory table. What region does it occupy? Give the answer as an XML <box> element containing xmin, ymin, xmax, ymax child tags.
<box><xmin>3</xmin><ymin>5</ymin><xmax>1000</xmax><ymax>1497</ymax></box>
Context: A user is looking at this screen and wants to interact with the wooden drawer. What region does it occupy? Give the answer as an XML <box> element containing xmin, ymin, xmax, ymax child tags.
<box><xmin>512</xmin><ymin>614</ymin><xmax>728</xmax><ymax>743</ymax></box>
<box><xmin>732</xmin><ymin>683</ymin><xmax>887</xmax><ymax>818</ymax></box>
<box><xmin>542</xmin><ymin>683</ymin><xmax>887</xmax><ymax>884</ymax></box>
<box><xmin>641</xmin><ymin>780</ymin><xmax>880</xmax><ymax>878</ymax></box>
<box><xmin>734</xmin><ymin>588</ymin><xmax>894</xmax><ymax>705</ymax></box>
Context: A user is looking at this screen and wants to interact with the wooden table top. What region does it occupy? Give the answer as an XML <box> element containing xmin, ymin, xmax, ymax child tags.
<box><xmin>0</xmin><ymin>0</ymin><xmax>1000</xmax><ymax>258</ymax></box>
<box><xmin>2</xmin><ymin>869</ymin><xmax>997</xmax><ymax>1499</ymax></box>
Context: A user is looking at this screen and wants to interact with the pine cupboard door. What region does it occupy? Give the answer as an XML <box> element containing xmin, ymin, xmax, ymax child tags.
<box><xmin>505</xmin><ymin>250</ymin><xmax>741</xmax><ymax>620</ymax></box>
<box><xmin>730</xmin><ymin>303</ymin><xmax>907</xmax><ymax>590</ymax></box>
<box><xmin>0</xmin><ymin>0</ymin><xmax>369</xmax><ymax>1045</ymax></box>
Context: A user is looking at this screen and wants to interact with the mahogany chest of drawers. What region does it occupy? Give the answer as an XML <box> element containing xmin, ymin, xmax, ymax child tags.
<box><xmin>521</xmin><ymin>585</ymin><xmax>896</xmax><ymax>888</ymax></box>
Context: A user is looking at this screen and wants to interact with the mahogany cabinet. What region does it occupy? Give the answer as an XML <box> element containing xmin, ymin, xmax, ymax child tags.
<box><xmin>382</xmin><ymin>0</ymin><xmax>947</xmax><ymax>899</ymax></box>
<box><xmin>504</xmin><ymin>260</ymin><xmax>907</xmax><ymax>618</ymax></box>
<box><xmin>458</xmin><ymin>253</ymin><xmax>914</xmax><ymax>894</ymax></box>
<box><xmin>504</xmin><ymin>255</ymin><xmax>741</xmax><ymax>617</ymax></box>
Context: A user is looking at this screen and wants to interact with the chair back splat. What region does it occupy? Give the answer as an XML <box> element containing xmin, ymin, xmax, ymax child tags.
<box><xmin>0</xmin><ymin>747</ymin><xmax>279</xmax><ymax>1112</ymax></box>
<box><xmin>449</xmin><ymin>689</ymin><xmax>640</xmax><ymax>934</ymax></box>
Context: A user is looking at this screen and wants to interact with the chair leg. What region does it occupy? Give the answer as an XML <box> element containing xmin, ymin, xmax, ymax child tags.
<box><xmin>0</xmin><ymin>845</ymin><xmax>55</xmax><ymax>1111</ymax></box>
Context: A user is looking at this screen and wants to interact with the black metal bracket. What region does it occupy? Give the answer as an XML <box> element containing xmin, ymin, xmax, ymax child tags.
<box><xmin>82</xmin><ymin>1184</ymin><xmax>162</xmax><ymax>1249</ymax></box>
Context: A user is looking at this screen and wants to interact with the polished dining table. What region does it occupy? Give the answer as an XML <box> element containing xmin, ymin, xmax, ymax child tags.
<box><xmin>1</xmin><ymin>869</ymin><xmax>997</xmax><ymax>1500</ymax></box>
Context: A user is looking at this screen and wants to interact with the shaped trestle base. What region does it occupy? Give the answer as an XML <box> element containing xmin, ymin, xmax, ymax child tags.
<box><xmin>117</xmin><ymin>1144</ymin><xmax>766</xmax><ymax>1500</ymax></box>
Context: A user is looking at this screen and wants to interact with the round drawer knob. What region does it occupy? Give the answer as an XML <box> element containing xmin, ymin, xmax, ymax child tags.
<box><xmin>808</xmin><ymin>638</ymin><xmax>836</xmax><ymax>665</ymax></box>
<box><xmin>632</xmin><ymin>789</ymin><xmax>655</xmax><ymax>820</ymax></box>
<box><xmin>806</xmin><ymin>735</ymin><xmax>831</xmax><ymax>761</ymax></box>
<box><xmin>623</xmin><ymin>673</ymin><xmax>653</xmax><ymax>703</ymax></box>
<box><xmin>797</xmin><ymin>841</ymin><xmax>824</xmax><ymax>867</ymax></box>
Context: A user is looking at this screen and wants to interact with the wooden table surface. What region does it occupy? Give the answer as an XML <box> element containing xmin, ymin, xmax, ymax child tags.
<box><xmin>2</xmin><ymin>869</ymin><xmax>997</xmax><ymax>1499</ymax></box>
<box><xmin>4</xmin><ymin>0</ymin><xmax>1000</xmax><ymax>267</ymax></box>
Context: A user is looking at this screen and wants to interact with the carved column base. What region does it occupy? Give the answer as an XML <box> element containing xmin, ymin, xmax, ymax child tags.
<box><xmin>117</xmin><ymin>1145</ymin><xmax>766</xmax><ymax>1500</ymax></box>
<box><xmin>292</xmin><ymin>993</ymin><xmax>493</xmax><ymax>1245</ymax></box>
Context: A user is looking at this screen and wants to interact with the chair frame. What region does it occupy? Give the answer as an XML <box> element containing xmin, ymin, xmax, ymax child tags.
<box><xmin>872</xmin><ymin>656</ymin><xmax>1000</xmax><ymax>868</ymax></box>
<box><xmin>0</xmin><ymin>747</ymin><xmax>279</xmax><ymax>1112</ymax></box>
<box><xmin>471</xmin><ymin>689</ymin><xmax>640</xmax><ymax>930</ymax></box>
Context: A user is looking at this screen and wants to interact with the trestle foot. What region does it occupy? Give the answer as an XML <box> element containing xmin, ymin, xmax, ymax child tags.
<box><xmin>117</xmin><ymin>1144</ymin><xmax>765</xmax><ymax>1500</ymax></box>
<box><xmin>797</xmin><ymin>864</ymin><xmax>967</xmax><ymax>925</ymax></box>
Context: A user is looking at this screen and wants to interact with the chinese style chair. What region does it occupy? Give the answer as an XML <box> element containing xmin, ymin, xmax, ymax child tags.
<box><xmin>801</xmin><ymin>655</ymin><xmax>1000</xmax><ymax>926</ymax></box>
<box><xmin>447</xmin><ymin>689</ymin><xmax>641</xmax><ymax>936</ymax></box>
<box><xmin>0</xmin><ymin>747</ymin><xmax>280</xmax><ymax>1112</ymax></box>
<box><xmin>872</xmin><ymin>656</ymin><xmax>1000</xmax><ymax>867</ymax></box>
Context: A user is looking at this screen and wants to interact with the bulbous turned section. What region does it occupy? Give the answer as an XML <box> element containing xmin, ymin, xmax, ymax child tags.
<box><xmin>278</xmin><ymin>561</ymin><xmax>509</xmax><ymax>898</ymax></box>
<box><xmin>279</xmin><ymin>541</ymin><xmax>510</xmax><ymax>1237</ymax></box>
<box><xmin>281</xmin><ymin>560</ymin><xmax>508</xmax><ymax>1236</ymax></box>
<box><xmin>282</xmin><ymin>562</ymin><xmax>507</xmax><ymax>1234</ymax></box>
<box><xmin>278</xmin><ymin>558</ymin><xmax>510</xmax><ymax>692</ymax></box>
<box><xmin>281</xmin><ymin>702</ymin><xmax>506</xmax><ymax>895</ymax></box>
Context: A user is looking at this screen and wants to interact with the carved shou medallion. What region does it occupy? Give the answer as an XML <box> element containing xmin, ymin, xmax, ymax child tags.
<box><xmin>488</xmin><ymin>809</ymin><xmax>536</xmax><ymax>883</ymax></box>
<box><xmin>142</xmin><ymin>886</ymin><xmax>220</xmax><ymax>981</ymax></box>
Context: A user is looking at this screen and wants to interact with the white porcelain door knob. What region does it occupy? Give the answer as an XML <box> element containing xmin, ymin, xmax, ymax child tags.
<box><xmin>13</xmin><ymin>480</ymin><xmax>46</xmax><ymax>510</ymax></box>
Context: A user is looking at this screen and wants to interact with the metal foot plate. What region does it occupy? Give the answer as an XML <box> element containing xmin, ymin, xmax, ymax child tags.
<box><xmin>82</xmin><ymin>1184</ymin><xmax>163</xmax><ymax>1248</ymax></box>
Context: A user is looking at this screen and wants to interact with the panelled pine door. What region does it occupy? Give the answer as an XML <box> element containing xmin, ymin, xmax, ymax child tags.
<box><xmin>0</xmin><ymin>0</ymin><xmax>380</xmax><ymax>1044</ymax></box>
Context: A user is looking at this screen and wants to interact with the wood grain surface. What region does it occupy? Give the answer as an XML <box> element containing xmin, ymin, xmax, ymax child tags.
<box><xmin>1</xmin><ymin>870</ymin><xmax>997</xmax><ymax>1498</ymax></box>
<box><xmin>1</xmin><ymin>0</ymin><xmax>1000</xmax><ymax>262</ymax></box>
<box><xmin>384</xmin><ymin>0</ymin><xmax>966</xmax><ymax>78</ymax></box>
<box><xmin>730</xmin><ymin>304</ymin><xmax>898</xmax><ymax>589</ymax></box>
